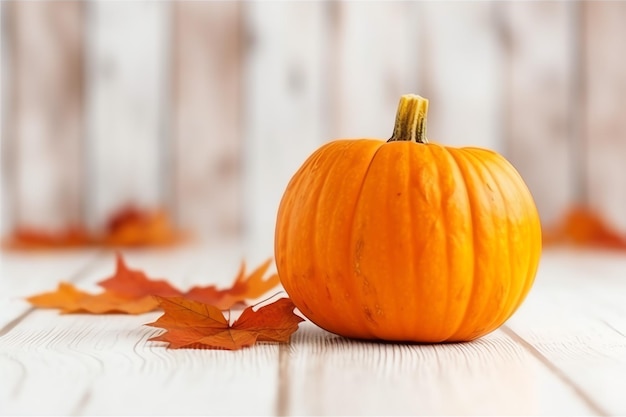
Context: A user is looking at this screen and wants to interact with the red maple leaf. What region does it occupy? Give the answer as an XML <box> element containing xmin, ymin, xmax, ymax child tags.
<box><xmin>146</xmin><ymin>297</ymin><xmax>303</xmax><ymax>350</ymax></box>
<box><xmin>98</xmin><ymin>252</ymin><xmax>183</xmax><ymax>298</ymax></box>
<box><xmin>185</xmin><ymin>258</ymin><xmax>281</xmax><ymax>309</ymax></box>
<box><xmin>26</xmin><ymin>253</ymin><xmax>282</xmax><ymax>315</ymax></box>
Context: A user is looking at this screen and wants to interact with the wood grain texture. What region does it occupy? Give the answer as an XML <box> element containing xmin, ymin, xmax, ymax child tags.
<box><xmin>0</xmin><ymin>311</ymin><xmax>280</xmax><ymax>416</ymax></box>
<box><xmin>3</xmin><ymin>2</ymin><xmax>85</xmax><ymax>231</ymax></box>
<box><xmin>0</xmin><ymin>244</ymin><xmax>280</xmax><ymax>416</ymax></box>
<box><xmin>1</xmin><ymin>247</ymin><xmax>623</xmax><ymax>415</ymax></box>
<box><xmin>85</xmin><ymin>2</ymin><xmax>169</xmax><ymax>231</ymax></box>
<box><xmin>507</xmin><ymin>249</ymin><xmax>626</xmax><ymax>416</ymax></box>
<box><xmin>242</xmin><ymin>2</ymin><xmax>328</xmax><ymax>252</ymax></box>
<box><xmin>583</xmin><ymin>2</ymin><xmax>626</xmax><ymax>234</ymax></box>
<box><xmin>286</xmin><ymin>322</ymin><xmax>593</xmax><ymax>416</ymax></box>
<box><xmin>500</xmin><ymin>2</ymin><xmax>574</xmax><ymax>228</ymax></box>
<box><xmin>0</xmin><ymin>249</ymin><xmax>101</xmax><ymax>330</ymax></box>
<box><xmin>172</xmin><ymin>2</ymin><xmax>243</xmax><ymax>241</ymax></box>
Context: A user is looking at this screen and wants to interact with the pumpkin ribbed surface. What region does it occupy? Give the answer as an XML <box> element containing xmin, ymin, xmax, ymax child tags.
<box><xmin>274</xmin><ymin>95</ymin><xmax>541</xmax><ymax>342</ymax></box>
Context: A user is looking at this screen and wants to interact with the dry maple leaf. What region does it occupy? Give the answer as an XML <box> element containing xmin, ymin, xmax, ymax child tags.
<box><xmin>26</xmin><ymin>253</ymin><xmax>282</xmax><ymax>315</ymax></box>
<box><xmin>98</xmin><ymin>252</ymin><xmax>183</xmax><ymax>298</ymax></box>
<box><xmin>146</xmin><ymin>297</ymin><xmax>304</xmax><ymax>350</ymax></box>
<box><xmin>26</xmin><ymin>282</ymin><xmax>159</xmax><ymax>314</ymax></box>
<box><xmin>27</xmin><ymin>282</ymin><xmax>85</xmax><ymax>311</ymax></box>
<box><xmin>543</xmin><ymin>206</ymin><xmax>626</xmax><ymax>249</ymax></box>
<box><xmin>185</xmin><ymin>258</ymin><xmax>281</xmax><ymax>310</ymax></box>
<box><xmin>26</xmin><ymin>252</ymin><xmax>177</xmax><ymax>315</ymax></box>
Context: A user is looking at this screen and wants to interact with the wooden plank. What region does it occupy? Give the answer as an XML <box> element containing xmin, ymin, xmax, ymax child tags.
<box><xmin>329</xmin><ymin>2</ymin><xmax>417</xmax><ymax>141</ymax></box>
<box><xmin>506</xmin><ymin>249</ymin><xmax>626</xmax><ymax>415</ymax></box>
<box><xmin>499</xmin><ymin>2</ymin><xmax>574</xmax><ymax>228</ymax></box>
<box><xmin>0</xmin><ymin>1</ymin><xmax>6</xmax><ymax>236</ymax></box>
<box><xmin>0</xmin><ymin>241</ymin><xmax>252</xmax><ymax>329</ymax></box>
<box><xmin>3</xmin><ymin>2</ymin><xmax>85</xmax><ymax>231</ymax></box>
<box><xmin>583</xmin><ymin>2</ymin><xmax>626</xmax><ymax>234</ymax></box>
<box><xmin>85</xmin><ymin>2</ymin><xmax>170</xmax><ymax>231</ymax></box>
<box><xmin>0</xmin><ymin>311</ymin><xmax>280</xmax><ymax>416</ymax></box>
<box><xmin>0</xmin><ymin>244</ymin><xmax>280</xmax><ymax>416</ymax></box>
<box><xmin>172</xmin><ymin>3</ymin><xmax>243</xmax><ymax>241</ymax></box>
<box><xmin>242</xmin><ymin>2</ymin><xmax>328</xmax><ymax>252</ymax></box>
<box><xmin>0</xmin><ymin>241</ymin><xmax>271</xmax><ymax>332</ymax></box>
<box><xmin>1</xmin><ymin>247</ymin><xmax>622</xmax><ymax>415</ymax></box>
<box><xmin>330</xmin><ymin>2</ymin><xmax>500</xmax><ymax>149</ymax></box>
<box><xmin>285</xmin><ymin>322</ymin><xmax>593</xmax><ymax>415</ymax></box>
<box><xmin>416</xmin><ymin>2</ymin><xmax>502</xmax><ymax>151</ymax></box>
<box><xmin>0</xmin><ymin>249</ymin><xmax>101</xmax><ymax>329</ymax></box>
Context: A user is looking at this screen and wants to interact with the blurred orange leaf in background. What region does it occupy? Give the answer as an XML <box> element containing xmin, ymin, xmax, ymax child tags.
<box><xmin>543</xmin><ymin>206</ymin><xmax>626</xmax><ymax>250</ymax></box>
<box><xmin>2</xmin><ymin>206</ymin><xmax>184</xmax><ymax>250</ymax></box>
<box><xmin>146</xmin><ymin>296</ymin><xmax>303</xmax><ymax>350</ymax></box>
<box><xmin>2</xmin><ymin>227</ymin><xmax>92</xmax><ymax>250</ymax></box>
<box><xmin>102</xmin><ymin>206</ymin><xmax>183</xmax><ymax>247</ymax></box>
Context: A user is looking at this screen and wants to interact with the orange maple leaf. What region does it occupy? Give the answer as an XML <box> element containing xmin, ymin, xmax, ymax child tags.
<box><xmin>26</xmin><ymin>253</ymin><xmax>282</xmax><ymax>315</ymax></box>
<box><xmin>98</xmin><ymin>252</ymin><xmax>182</xmax><ymax>298</ymax></box>
<box><xmin>26</xmin><ymin>282</ymin><xmax>159</xmax><ymax>314</ymax></box>
<box><xmin>27</xmin><ymin>282</ymin><xmax>85</xmax><ymax>311</ymax></box>
<box><xmin>185</xmin><ymin>258</ymin><xmax>281</xmax><ymax>310</ymax></box>
<box><xmin>146</xmin><ymin>297</ymin><xmax>304</xmax><ymax>350</ymax></box>
<box><xmin>543</xmin><ymin>206</ymin><xmax>626</xmax><ymax>250</ymax></box>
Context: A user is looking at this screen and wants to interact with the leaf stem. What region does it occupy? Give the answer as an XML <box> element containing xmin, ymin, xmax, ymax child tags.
<box><xmin>251</xmin><ymin>291</ymin><xmax>287</xmax><ymax>310</ymax></box>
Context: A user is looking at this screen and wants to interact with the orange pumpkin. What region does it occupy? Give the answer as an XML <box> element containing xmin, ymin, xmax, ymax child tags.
<box><xmin>275</xmin><ymin>94</ymin><xmax>541</xmax><ymax>342</ymax></box>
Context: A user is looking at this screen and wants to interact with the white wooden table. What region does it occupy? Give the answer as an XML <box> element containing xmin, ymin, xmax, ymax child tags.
<box><xmin>1</xmin><ymin>244</ymin><xmax>625</xmax><ymax>416</ymax></box>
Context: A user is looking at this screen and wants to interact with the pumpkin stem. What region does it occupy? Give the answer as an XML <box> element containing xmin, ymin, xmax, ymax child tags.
<box><xmin>388</xmin><ymin>94</ymin><xmax>429</xmax><ymax>144</ymax></box>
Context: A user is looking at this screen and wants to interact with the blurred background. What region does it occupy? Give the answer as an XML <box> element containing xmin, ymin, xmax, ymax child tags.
<box><xmin>1</xmin><ymin>1</ymin><xmax>625</xmax><ymax>252</ymax></box>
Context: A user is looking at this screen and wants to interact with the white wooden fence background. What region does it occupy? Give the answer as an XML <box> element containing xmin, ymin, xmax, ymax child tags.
<box><xmin>2</xmin><ymin>2</ymin><xmax>626</xmax><ymax>251</ymax></box>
